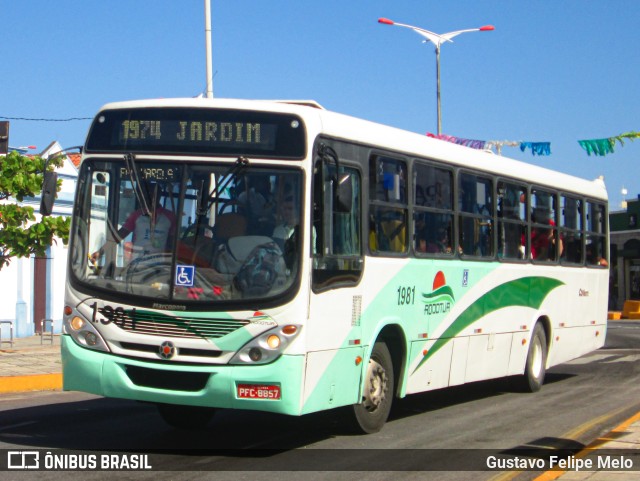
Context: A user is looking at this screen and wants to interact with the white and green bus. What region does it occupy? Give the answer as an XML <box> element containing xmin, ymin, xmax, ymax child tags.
<box><xmin>60</xmin><ymin>98</ymin><xmax>608</xmax><ymax>433</ymax></box>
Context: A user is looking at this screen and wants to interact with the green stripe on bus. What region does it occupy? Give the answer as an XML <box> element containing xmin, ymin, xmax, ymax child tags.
<box><xmin>412</xmin><ymin>276</ymin><xmax>564</xmax><ymax>374</ymax></box>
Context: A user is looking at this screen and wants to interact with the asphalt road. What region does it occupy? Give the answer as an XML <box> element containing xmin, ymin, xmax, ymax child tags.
<box><xmin>1</xmin><ymin>321</ymin><xmax>639</xmax><ymax>481</ymax></box>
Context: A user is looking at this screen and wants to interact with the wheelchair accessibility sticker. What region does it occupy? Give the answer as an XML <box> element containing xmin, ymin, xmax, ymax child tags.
<box><xmin>175</xmin><ymin>265</ymin><xmax>195</xmax><ymax>287</ymax></box>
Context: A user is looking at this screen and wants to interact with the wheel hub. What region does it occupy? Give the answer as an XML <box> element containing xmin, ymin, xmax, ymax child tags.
<box><xmin>362</xmin><ymin>359</ymin><xmax>388</xmax><ymax>412</ymax></box>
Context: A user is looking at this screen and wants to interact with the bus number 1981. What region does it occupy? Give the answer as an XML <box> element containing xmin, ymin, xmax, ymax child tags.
<box><xmin>397</xmin><ymin>286</ymin><xmax>416</xmax><ymax>306</ymax></box>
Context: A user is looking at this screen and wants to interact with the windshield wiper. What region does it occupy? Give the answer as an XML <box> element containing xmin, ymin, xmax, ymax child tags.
<box><xmin>197</xmin><ymin>156</ymin><xmax>249</xmax><ymax>215</ymax></box>
<box><xmin>124</xmin><ymin>152</ymin><xmax>151</xmax><ymax>216</ymax></box>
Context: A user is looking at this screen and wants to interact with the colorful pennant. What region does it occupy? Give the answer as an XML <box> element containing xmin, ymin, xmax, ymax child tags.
<box><xmin>427</xmin><ymin>133</ymin><xmax>486</xmax><ymax>150</ymax></box>
<box><xmin>519</xmin><ymin>142</ymin><xmax>551</xmax><ymax>156</ymax></box>
<box><xmin>578</xmin><ymin>131</ymin><xmax>640</xmax><ymax>156</ymax></box>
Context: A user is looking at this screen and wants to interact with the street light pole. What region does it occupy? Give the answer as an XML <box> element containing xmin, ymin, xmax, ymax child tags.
<box><xmin>378</xmin><ymin>18</ymin><xmax>494</xmax><ymax>136</ymax></box>
<box><xmin>436</xmin><ymin>43</ymin><xmax>441</xmax><ymax>136</ymax></box>
<box><xmin>205</xmin><ymin>0</ymin><xmax>214</xmax><ymax>98</ymax></box>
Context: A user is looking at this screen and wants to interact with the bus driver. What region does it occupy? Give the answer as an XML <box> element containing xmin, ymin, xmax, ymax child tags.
<box><xmin>91</xmin><ymin>200</ymin><xmax>177</xmax><ymax>263</ymax></box>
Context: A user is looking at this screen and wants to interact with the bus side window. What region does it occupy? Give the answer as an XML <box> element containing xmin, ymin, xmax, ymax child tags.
<box><xmin>458</xmin><ymin>172</ymin><xmax>494</xmax><ymax>257</ymax></box>
<box><xmin>531</xmin><ymin>188</ymin><xmax>559</xmax><ymax>262</ymax></box>
<box><xmin>312</xmin><ymin>155</ymin><xmax>363</xmax><ymax>291</ymax></box>
<box><xmin>369</xmin><ymin>156</ymin><xmax>408</xmax><ymax>255</ymax></box>
<box><xmin>586</xmin><ymin>201</ymin><xmax>607</xmax><ymax>267</ymax></box>
<box><xmin>560</xmin><ymin>195</ymin><xmax>583</xmax><ymax>264</ymax></box>
<box><xmin>497</xmin><ymin>181</ymin><xmax>527</xmax><ymax>260</ymax></box>
<box><xmin>414</xmin><ymin>162</ymin><xmax>454</xmax><ymax>256</ymax></box>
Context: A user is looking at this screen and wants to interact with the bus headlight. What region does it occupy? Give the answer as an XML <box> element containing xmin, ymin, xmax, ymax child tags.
<box><xmin>230</xmin><ymin>324</ymin><xmax>301</xmax><ymax>365</ymax></box>
<box><xmin>64</xmin><ymin>313</ymin><xmax>110</xmax><ymax>353</ymax></box>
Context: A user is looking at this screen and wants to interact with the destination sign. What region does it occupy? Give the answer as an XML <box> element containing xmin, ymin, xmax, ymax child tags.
<box><xmin>119</xmin><ymin>165</ymin><xmax>179</xmax><ymax>181</ymax></box>
<box><xmin>85</xmin><ymin>107</ymin><xmax>306</xmax><ymax>158</ymax></box>
<box><xmin>119</xmin><ymin>120</ymin><xmax>270</xmax><ymax>147</ymax></box>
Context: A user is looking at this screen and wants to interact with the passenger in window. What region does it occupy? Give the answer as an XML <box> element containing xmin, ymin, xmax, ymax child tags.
<box><xmin>417</xmin><ymin>227</ymin><xmax>441</xmax><ymax>254</ymax></box>
<box><xmin>238</xmin><ymin>176</ymin><xmax>274</xmax><ymax>235</ymax></box>
<box><xmin>369</xmin><ymin>215</ymin><xmax>378</xmax><ymax>251</ymax></box>
<box><xmin>272</xmin><ymin>195</ymin><xmax>297</xmax><ymax>250</ymax></box>
<box><xmin>475</xmin><ymin>204</ymin><xmax>492</xmax><ymax>256</ymax></box>
<box><xmin>585</xmin><ymin>243</ymin><xmax>608</xmax><ymax>267</ymax></box>
<box><xmin>531</xmin><ymin>226</ymin><xmax>549</xmax><ymax>260</ymax></box>
<box><xmin>272</xmin><ymin>194</ymin><xmax>303</xmax><ymax>270</ymax></box>
<box><xmin>417</xmin><ymin>227</ymin><xmax>445</xmax><ymax>254</ymax></box>
<box><xmin>433</xmin><ymin>227</ymin><xmax>452</xmax><ymax>254</ymax></box>
<box><xmin>548</xmin><ymin>220</ymin><xmax>563</xmax><ymax>259</ymax></box>
<box><xmin>530</xmin><ymin>219</ymin><xmax>563</xmax><ymax>261</ymax></box>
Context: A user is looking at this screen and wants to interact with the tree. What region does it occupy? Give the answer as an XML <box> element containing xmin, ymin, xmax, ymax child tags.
<box><xmin>0</xmin><ymin>150</ymin><xmax>70</xmax><ymax>269</ymax></box>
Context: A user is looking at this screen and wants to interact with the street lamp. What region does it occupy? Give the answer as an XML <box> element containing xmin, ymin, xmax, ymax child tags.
<box><xmin>378</xmin><ymin>17</ymin><xmax>494</xmax><ymax>135</ymax></box>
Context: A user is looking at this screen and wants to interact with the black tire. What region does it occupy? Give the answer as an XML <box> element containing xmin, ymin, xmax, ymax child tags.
<box><xmin>156</xmin><ymin>403</ymin><xmax>216</xmax><ymax>430</ymax></box>
<box><xmin>351</xmin><ymin>342</ymin><xmax>394</xmax><ymax>434</ymax></box>
<box><xmin>517</xmin><ymin>323</ymin><xmax>547</xmax><ymax>392</ymax></box>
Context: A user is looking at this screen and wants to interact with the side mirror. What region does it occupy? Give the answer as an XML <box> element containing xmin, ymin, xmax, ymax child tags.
<box><xmin>335</xmin><ymin>173</ymin><xmax>353</xmax><ymax>213</ymax></box>
<box><xmin>40</xmin><ymin>171</ymin><xmax>58</xmax><ymax>216</ymax></box>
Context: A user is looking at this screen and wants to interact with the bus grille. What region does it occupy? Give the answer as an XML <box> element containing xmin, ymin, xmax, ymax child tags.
<box><xmin>124</xmin><ymin>365</ymin><xmax>210</xmax><ymax>392</ymax></box>
<box><xmin>116</xmin><ymin>309</ymin><xmax>250</xmax><ymax>340</ymax></box>
<box><xmin>119</xmin><ymin>342</ymin><xmax>222</xmax><ymax>358</ymax></box>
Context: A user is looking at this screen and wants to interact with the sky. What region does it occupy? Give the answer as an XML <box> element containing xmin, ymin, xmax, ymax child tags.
<box><xmin>2</xmin><ymin>1</ymin><xmax>639</xmax><ymax>209</ymax></box>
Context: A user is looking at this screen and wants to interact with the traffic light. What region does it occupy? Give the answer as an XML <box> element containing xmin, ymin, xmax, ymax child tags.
<box><xmin>0</xmin><ymin>121</ymin><xmax>8</xmax><ymax>155</ymax></box>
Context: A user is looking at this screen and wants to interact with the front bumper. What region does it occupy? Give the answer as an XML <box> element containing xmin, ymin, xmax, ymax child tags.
<box><xmin>61</xmin><ymin>335</ymin><xmax>305</xmax><ymax>415</ymax></box>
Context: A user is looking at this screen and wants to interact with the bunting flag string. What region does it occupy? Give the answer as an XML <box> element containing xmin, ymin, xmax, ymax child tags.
<box><xmin>578</xmin><ymin>131</ymin><xmax>640</xmax><ymax>156</ymax></box>
<box><xmin>429</xmin><ymin>133</ymin><xmax>551</xmax><ymax>156</ymax></box>
<box><xmin>427</xmin><ymin>131</ymin><xmax>639</xmax><ymax>157</ymax></box>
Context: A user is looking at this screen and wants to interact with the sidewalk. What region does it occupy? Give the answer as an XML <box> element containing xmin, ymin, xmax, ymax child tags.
<box><xmin>0</xmin><ymin>335</ymin><xmax>638</xmax><ymax>479</ymax></box>
<box><xmin>0</xmin><ymin>334</ymin><xmax>62</xmax><ymax>393</ymax></box>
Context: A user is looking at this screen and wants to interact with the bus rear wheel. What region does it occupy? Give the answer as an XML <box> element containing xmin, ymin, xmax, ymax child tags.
<box><xmin>156</xmin><ymin>403</ymin><xmax>216</xmax><ymax>430</ymax></box>
<box><xmin>351</xmin><ymin>342</ymin><xmax>394</xmax><ymax>434</ymax></box>
<box><xmin>517</xmin><ymin>323</ymin><xmax>547</xmax><ymax>392</ymax></box>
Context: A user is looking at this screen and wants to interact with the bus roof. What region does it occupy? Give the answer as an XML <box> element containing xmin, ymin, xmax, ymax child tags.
<box><xmin>95</xmin><ymin>97</ymin><xmax>608</xmax><ymax>202</ymax></box>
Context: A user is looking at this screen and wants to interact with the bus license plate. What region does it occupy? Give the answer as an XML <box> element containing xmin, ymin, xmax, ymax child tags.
<box><xmin>237</xmin><ymin>384</ymin><xmax>281</xmax><ymax>400</ymax></box>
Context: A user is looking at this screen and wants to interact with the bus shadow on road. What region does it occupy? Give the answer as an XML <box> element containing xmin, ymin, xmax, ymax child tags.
<box><xmin>0</xmin><ymin>396</ymin><xmax>344</xmax><ymax>451</ymax></box>
<box><xmin>0</xmin><ymin>373</ymin><xmax>578</xmax><ymax>452</ymax></box>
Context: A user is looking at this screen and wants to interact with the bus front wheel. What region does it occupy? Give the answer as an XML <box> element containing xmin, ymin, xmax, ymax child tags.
<box><xmin>156</xmin><ymin>403</ymin><xmax>216</xmax><ymax>430</ymax></box>
<box><xmin>351</xmin><ymin>342</ymin><xmax>394</xmax><ymax>434</ymax></box>
<box><xmin>518</xmin><ymin>323</ymin><xmax>547</xmax><ymax>392</ymax></box>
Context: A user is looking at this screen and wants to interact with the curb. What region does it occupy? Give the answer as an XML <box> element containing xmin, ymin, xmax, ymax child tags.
<box><xmin>0</xmin><ymin>373</ymin><xmax>62</xmax><ymax>393</ymax></box>
<box><xmin>533</xmin><ymin>411</ymin><xmax>640</xmax><ymax>481</ymax></box>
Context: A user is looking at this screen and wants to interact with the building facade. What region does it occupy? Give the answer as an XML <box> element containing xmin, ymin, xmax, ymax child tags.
<box><xmin>0</xmin><ymin>142</ymin><xmax>77</xmax><ymax>338</ymax></box>
<box><xmin>610</xmin><ymin>197</ymin><xmax>640</xmax><ymax>310</ymax></box>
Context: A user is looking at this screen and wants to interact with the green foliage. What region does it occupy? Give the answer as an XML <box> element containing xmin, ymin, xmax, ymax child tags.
<box><xmin>0</xmin><ymin>151</ymin><xmax>71</xmax><ymax>270</ymax></box>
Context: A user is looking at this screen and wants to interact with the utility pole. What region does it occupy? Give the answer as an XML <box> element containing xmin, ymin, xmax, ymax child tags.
<box><xmin>0</xmin><ymin>121</ymin><xmax>9</xmax><ymax>155</ymax></box>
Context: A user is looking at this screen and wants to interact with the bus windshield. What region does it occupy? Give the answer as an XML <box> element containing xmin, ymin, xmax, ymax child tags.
<box><xmin>71</xmin><ymin>157</ymin><xmax>303</xmax><ymax>305</ymax></box>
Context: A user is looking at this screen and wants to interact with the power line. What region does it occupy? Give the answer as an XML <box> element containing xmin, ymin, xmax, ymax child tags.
<box><xmin>0</xmin><ymin>115</ymin><xmax>91</xmax><ymax>122</ymax></box>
